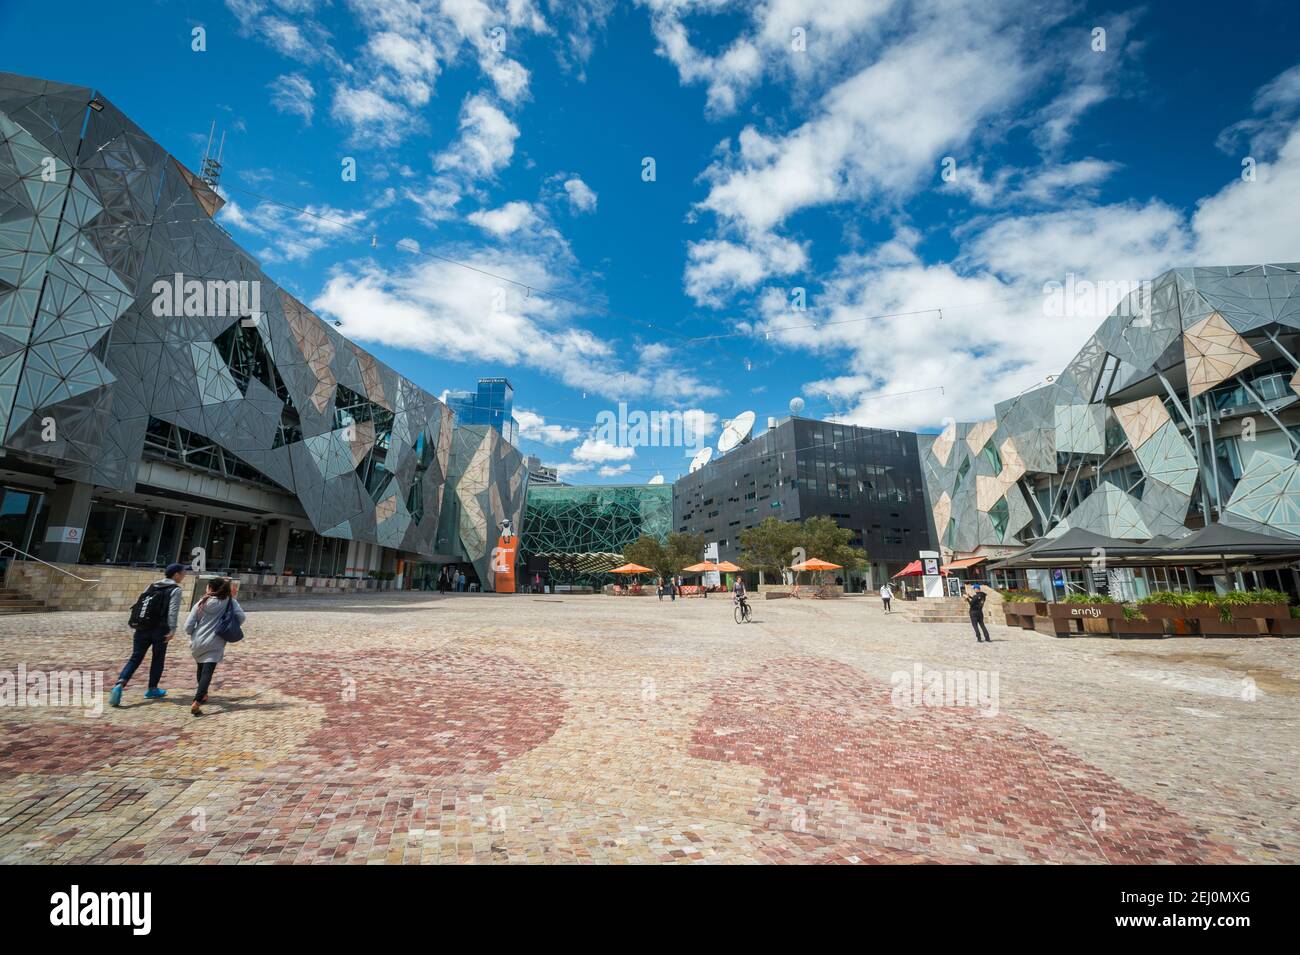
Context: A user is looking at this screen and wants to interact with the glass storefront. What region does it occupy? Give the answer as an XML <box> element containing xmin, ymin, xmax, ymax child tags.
<box><xmin>283</xmin><ymin>528</ymin><xmax>353</xmax><ymax>576</ymax></box>
<box><xmin>204</xmin><ymin>520</ymin><xmax>260</xmax><ymax>571</ymax></box>
<box><xmin>80</xmin><ymin>502</ymin><xmax>125</xmax><ymax>564</ymax></box>
<box><xmin>0</xmin><ymin>488</ymin><xmax>42</xmax><ymax>553</ymax></box>
<box><xmin>155</xmin><ymin>514</ymin><xmax>186</xmax><ymax>567</ymax></box>
<box><xmin>116</xmin><ymin>507</ymin><xmax>156</xmax><ymax>564</ymax></box>
<box><xmin>22</xmin><ymin>496</ymin><xmax>378</xmax><ymax>577</ymax></box>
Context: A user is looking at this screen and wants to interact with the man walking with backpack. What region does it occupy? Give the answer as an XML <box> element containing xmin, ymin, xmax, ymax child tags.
<box><xmin>109</xmin><ymin>563</ymin><xmax>187</xmax><ymax>707</ymax></box>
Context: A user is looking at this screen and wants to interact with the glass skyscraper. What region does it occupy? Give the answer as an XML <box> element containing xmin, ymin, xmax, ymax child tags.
<box><xmin>448</xmin><ymin>378</ymin><xmax>517</xmax><ymax>444</ymax></box>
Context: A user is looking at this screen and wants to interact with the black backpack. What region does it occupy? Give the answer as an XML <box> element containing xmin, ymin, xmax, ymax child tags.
<box><xmin>128</xmin><ymin>582</ymin><xmax>178</xmax><ymax>630</ymax></box>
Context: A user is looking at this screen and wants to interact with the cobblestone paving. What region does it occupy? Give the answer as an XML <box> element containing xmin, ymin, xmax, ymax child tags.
<box><xmin>1</xmin><ymin>594</ymin><xmax>1296</xmax><ymax>864</ymax></box>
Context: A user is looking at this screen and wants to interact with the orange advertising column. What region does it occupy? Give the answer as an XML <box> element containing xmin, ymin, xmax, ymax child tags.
<box><xmin>493</xmin><ymin>534</ymin><xmax>518</xmax><ymax>593</ymax></box>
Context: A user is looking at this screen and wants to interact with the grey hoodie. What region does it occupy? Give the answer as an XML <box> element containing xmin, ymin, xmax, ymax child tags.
<box><xmin>184</xmin><ymin>595</ymin><xmax>246</xmax><ymax>664</ymax></box>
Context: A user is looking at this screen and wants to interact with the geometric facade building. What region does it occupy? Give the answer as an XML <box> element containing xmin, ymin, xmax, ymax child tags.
<box><xmin>0</xmin><ymin>73</ymin><xmax>527</xmax><ymax>584</ymax></box>
<box><xmin>920</xmin><ymin>264</ymin><xmax>1300</xmax><ymax>564</ymax></box>
<box><xmin>521</xmin><ymin>483</ymin><xmax>673</xmax><ymax>587</ymax></box>
<box><xmin>439</xmin><ymin>424</ymin><xmax>528</xmax><ymax>590</ymax></box>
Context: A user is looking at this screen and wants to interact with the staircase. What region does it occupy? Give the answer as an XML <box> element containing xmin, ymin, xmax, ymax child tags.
<box><xmin>0</xmin><ymin>585</ymin><xmax>51</xmax><ymax>615</ymax></box>
<box><xmin>900</xmin><ymin>594</ymin><xmax>1001</xmax><ymax>625</ymax></box>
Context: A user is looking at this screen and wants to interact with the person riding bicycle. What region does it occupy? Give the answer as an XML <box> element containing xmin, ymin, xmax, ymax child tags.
<box><xmin>732</xmin><ymin>576</ymin><xmax>748</xmax><ymax>612</ymax></box>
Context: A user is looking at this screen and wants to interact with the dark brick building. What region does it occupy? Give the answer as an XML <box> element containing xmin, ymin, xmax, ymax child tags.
<box><xmin>672</xmin><ymin>417</ymin><xmax>932</xmax><ymax>587</ymax></box>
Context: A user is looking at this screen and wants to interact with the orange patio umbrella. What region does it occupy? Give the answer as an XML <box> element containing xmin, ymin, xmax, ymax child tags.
<box><xmin>610</xmin><ymin>563</ymin><xmax>653</xmax><ymax>574</ymax></box>
<box><xmin>790</xmin><ymin>558</ymin><xmax>842</xmax><ymax>572</ymax></box>
<box><xmin>682</xmin><ymin>560</ymin><xmax>743</xmax><ymax>573</ymax></box>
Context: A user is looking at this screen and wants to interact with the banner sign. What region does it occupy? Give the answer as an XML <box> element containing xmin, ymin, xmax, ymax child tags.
<box><xmin>493</xmin><ymin>533</ymin><xmax>518</xmax><ymax>593</ymax></box>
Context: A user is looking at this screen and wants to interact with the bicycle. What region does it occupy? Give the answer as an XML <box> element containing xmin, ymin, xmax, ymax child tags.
<box><xmin>733</xmin><ymin>596</ymin><xmax>751</xmax><ymax>624</ymax></box>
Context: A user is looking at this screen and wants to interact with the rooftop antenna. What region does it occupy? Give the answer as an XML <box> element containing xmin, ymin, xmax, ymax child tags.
<box><xmin>200</xmin><ymin>120</ymin><xmax>225</xmax><ymax>189</ymax></box>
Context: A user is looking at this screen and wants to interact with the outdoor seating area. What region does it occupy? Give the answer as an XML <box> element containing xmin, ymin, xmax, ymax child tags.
<box><xmin>990</xmin><ymin>523</ymin><xmax>1300</xmax><ymax>638</ymax></box>
<box><xmin>1003</xmin><ymin>590</ymin><xmax>1300</xmax><ymax>638</ymax></box>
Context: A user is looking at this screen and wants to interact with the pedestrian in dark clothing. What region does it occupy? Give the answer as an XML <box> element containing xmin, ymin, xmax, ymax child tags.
<box><xmin>109</xmin><ymin>562</ymin><xmax>187</xmax><ymax>707</ymax></box>
<box><xmin>965</xmin><ymin>584</ymin><xmax>991</xmax><ymax>642</ymax></box>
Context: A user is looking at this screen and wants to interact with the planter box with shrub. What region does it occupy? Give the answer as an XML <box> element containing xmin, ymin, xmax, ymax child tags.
<box><xmin>1227</xmin><ymin>603</ymin><xmax>1289</xmax><ymax>636</ymax></box>
<box><xmin>1113</xmin><ymin>608</ymin><xmax>1166</xmax><ymax>637</ymax></box>
<box><xmin>1047</xmin><ymin>602</ymin><xmax>1121</xmax><ymax>637</ymax></box>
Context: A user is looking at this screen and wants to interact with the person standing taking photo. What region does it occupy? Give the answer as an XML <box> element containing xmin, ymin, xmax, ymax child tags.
<box><xmin>965</xmin><ymin>583</ymin><xmax>991</xmax><ymax>643</ymax></box>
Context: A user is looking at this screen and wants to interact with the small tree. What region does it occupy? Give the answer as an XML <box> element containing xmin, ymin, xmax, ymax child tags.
<box><xmin>665</xmin><ymin>531</ymin><xmax>706</xmax><ymax>575</ymax></box>
<box><xmin>796</xmin><ymin>515</ymin><xmax>868</xmax><ymax>576</ymax></box>
<box><xmin>738</xmin><ymin>517</ymin><xmax>803</xmax><ymax>580</ymax></box>
<box><xmin>622</xmin><ymin>535</ymin><xmax>673</xmax><ymax>581</ymax></box>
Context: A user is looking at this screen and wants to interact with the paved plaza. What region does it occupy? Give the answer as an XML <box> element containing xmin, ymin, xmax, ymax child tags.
<box><xmin>1</xmin><ymin>594</ymin><xmax>1297</xmax><ymax>864</ymax></box>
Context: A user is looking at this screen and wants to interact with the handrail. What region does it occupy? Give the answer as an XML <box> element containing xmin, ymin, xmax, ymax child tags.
<box><xmin>0</xmin><ymin>541</ymin><xmax>101</xmax><ymax>585</ymax></box>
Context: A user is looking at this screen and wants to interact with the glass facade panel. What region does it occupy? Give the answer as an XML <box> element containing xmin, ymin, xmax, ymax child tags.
<box><xmin>155</xmin><ymin>514</ymin><xmax>185</xmax><ymax>567</ymax></box>
<box><xmin>116</xmin><ymin>507</ymin><xmax>155</xmax><ymax>564</ymax></box>
<box><xmin>0</xmin><ymin>489</ymin><xmax>39</xmax><ymax>553</ymax></box>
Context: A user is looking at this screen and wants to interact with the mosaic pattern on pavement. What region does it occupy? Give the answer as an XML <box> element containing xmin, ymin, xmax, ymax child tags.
<box><xmin>1</xmin><ymin>594</ymin><xmax>1296</xmax><ymax>864</ymax></box>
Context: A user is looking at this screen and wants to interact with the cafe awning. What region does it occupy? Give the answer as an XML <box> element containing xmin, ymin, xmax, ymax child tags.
<box><xmin>986</xmin><ymin>528</ymin><xmax>1161</xmax><ymax>568</ymax></box>
<box><xmin>1153</xmin><ymin>522</ymin><xmax>1300</xmax><ymax>558</ymax></box>
<box><xmin>942</xmin><ymin>556</ymin><xmax>987</xmax><ymax>571</ymax></box>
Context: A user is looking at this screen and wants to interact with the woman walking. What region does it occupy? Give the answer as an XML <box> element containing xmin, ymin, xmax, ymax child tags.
<box><xmin>184</xmin><ymin>577</ymin><xmax>246</xmax><ymax>717</ymax></box>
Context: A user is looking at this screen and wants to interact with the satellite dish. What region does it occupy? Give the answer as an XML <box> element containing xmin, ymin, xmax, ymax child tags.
<box><xmin>717</xmin><ymin>410</ymin><xmax>756</xmax><ymax>454</ymax></box>
<box><xmin>789</xmin><ymin>396</ymin><xmax>805</xmax><ymax>415</ymax></box>
<box><xmin>648</xmin><ymin>474</ymin><xmax>664</xmax><ymax>485</ymax></box>
<box><xmin>689</xmin><ymin>447</ymin><xmax>713</xmax><ymax>473</ymax></box>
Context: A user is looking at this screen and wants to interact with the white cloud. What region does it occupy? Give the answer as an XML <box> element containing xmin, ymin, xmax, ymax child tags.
<box><xmin>468</xmin><ymin>200</ymin><xmax>540</xmax><ymax>236</ymax></box>
<box><xmin>1193</xmin><ymin>123</ymin><xmax>1300</xmax><ymax>265</ymax></box>
<box><xmin>217</xmin><ymin>196</ymin><xmax>370</xmax><ymax>263</ymax></box>
<box><xmin>268</xmin><ymin>73</ymin><xmax>315</xmax><ymax>125</ymax></box>
<box><xmin>598</xmin><ymin>464</ymin><xmax>633</xmax><ymax>477</ymax></box>
<box><xmin>1217</xmin><ymin>63</ymin><xmax>1300</xmax><ymax>159</ymax></box>
<box><xmin>310</xmin><ymin>254</ymin><xmax>717</xmax><ymax>402</ymax></box>
<box><xmin>680</xmin><ymin>408</ymin><xmax>719</xmax><ymax>446</ymax></box>
<box><xmin>404</xmin><ymin>95</ymin><xmax>522</xmax><ymax>222</ymax></box>
<box><xmin>231</xmin><ymin>1</ymin><xmax>560</xmax><ymax>146</ymax></box>
<box><xmin>405</xmin><ymin>177</ymin><xmax>463</xmax><ymax>223</ymax></box>
<box><xmin>330</xmin><ymin>85</ymin><xmax>416</xmax><ymax>147</ymax></box>
<box><xmin>760</xmin><ymin>109</ymin><xmax>1300</xmax><ymax>433</ymax></box>
<box><xmin>436</xmin><ymin>93</ymin><xmax>520</xmax><ymax>178</ymax></box>
<box><xmin>365</xmin><ymin>30</ymin><xmax>441</xmax><ymax>106</ymax></box>
<box><xmin>1017</xmin><ymin>158</ymin><xmax>1119</xmax><ymax>204</ymax></box>
<box><xmin>226</xmin><ymin>2</ymin><xmax>338</xmax><ymax>64</ymax></box>
<box><xmin>697</xmin><ymin>12</ymin><xmax>1035</xmax><ymax>236</ymax></box>
<box><xmin>563</xmin><ymin>177</ymin><xmax>598</xmax><ymax>213</ymax></box>
<box><xmin>685</xmin><ymin>234</ymin><xmax>807</xmax><ymax>306</ymax></box>
<box><xmin>572</xmin><ymin>437</ymin><xmax>635</xmax><ymax>464</ymax></box>
<box><xmin>639</xmin><ymin>0</ymin><xmax>897</xmax><ymax>119</ymax></box>
<box><xmin>1031</xmin><ymin>12</ymin><xmax>1142</xmax><ymax>154</ymax></box>
<box><xmin>515</xmin><ymin>408</ymin><xmax>582</xmax><ymax>444</ymax></box>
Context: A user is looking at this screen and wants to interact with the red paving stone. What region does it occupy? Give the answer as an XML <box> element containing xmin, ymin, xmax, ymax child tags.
<box><xmin>0</xmin><ymin>593</ymin><xmax>1295</xmax><ymax>863</ymax></box>
<box><xmin>689</xmin><ymin>656</ymin><xmax>1243</xmax><ymax>864</ymax></box>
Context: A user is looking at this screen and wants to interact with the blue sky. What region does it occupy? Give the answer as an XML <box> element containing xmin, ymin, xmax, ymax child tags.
<box><xmin>4</xmin><ymin>0</ymin><xmax>1299</xmax><ymax>484</ymax></box>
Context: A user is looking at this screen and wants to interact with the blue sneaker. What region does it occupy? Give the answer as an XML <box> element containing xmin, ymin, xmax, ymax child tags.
<box><xmin>109</xmin><ymin>684</ymin><xmax>123</xmax><ymax>708</ymax></box>
<box><xmin>143</xmin><ymin>688</ymin><xmax>167</xmax><ymax>699</ymax></box>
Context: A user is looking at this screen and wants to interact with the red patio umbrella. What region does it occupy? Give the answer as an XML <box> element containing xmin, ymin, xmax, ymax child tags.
<box><xmin>892</xmin><ymin>560</ymin><xmax>948</xmax><ymax>578</ymax></box>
